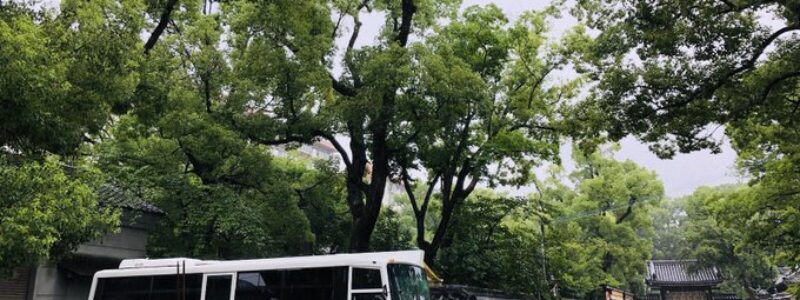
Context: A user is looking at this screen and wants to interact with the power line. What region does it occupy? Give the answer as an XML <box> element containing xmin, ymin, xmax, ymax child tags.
<box><xmin>549</xmin><ymin>194</ymin><xmax>663</xmax><ymax>224</ymax></box>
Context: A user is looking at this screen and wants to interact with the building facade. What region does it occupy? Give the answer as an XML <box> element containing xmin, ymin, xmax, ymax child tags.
<box><xmin>0</xmin><ymin>186</ymin><xmax>161</xmax><ymax>300</ymax></box>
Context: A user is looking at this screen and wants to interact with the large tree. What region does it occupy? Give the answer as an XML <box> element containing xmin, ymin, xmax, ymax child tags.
<box><xmin>95</xmin><ymin>7</ymin><xmax>319</xmax><ymax>258</ymax></box>
<box><xmin>97</xmin><ymin>0</ymin><xmax>464</xmax><ymax>254</ymax></box>
<box><xmin>0</xmin><ymin>0</ymin><xmax>143</xmax><ymax>274</ymax></box>
<box><xmin>138</xmin><ymin>0</ymin><xmax>577</xmax><ymax>254</ymax></box>
<box><xmin>397</xmin><ymin>5</ymin><xmax>579</xmax><ymax>265</ymax></box>
<box><xmin>209</xmin><ymin>0</ymin><xmax>460</xmax><ymax>252</ymax></box>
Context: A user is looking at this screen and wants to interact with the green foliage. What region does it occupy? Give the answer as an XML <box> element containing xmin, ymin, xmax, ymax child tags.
<box><xmin>281</xmin><ymin>158</ymin><xmax>352</xmax><ymax>254</ymax></box>
<box><xmin>537</xmin><ymin>148</ymin><xmax>664</xmax><ymax>297</ymax></box>
<box><xmin>99</xmin><ymin>112</ymin><xmax>314</xmax><ymax>259</ymax></box>
<box><xmin>218</xmin><ymin>0</ymin><xmax>472</xmax><ymax>252</ymax></box>
<box><xmin>97</xmin><ymin>47</ymin><xmax>318</xmax><ymax>259</ymax></box>
<box><xmin>729</xmin><ymin>121</ymin><xmax>800</xmax><ymax>266</ymax></box>
<box><xmin>93</xmin><ymin>9</ymin><xmax>323</xmax><ymax>258</ymax></box>
<box><xmin>437</xmin><ymin>190</ymin><xmax>548</xmax><ymax>296</ymax></box>
<box><xmin>0</xmin><ymin>157</ymin><xmax>119</xmax><ymax>276</ymax></box>
<box><xmin>681</xmin><ymin>186</ymin><xmax>775</xmax><ymax>298</ymax></box>
<box><xmin>0</xmin><ymin>0</ymin><xmax>143</xmax><ymax>156</ymax></box>
<box><xmin>650</xmin><ymin>199</ymin><xmax>688</xmax><ymax>260</ymax></box>
<box><xmin>370</xmin><ymin>207</ymin><xmax>415</xmax><ymax>252</ymax></box>
<box><xmin>413</xmin><ymin>149</ymin><xmax>665</xmax><ymax>297</ymax></box>
<box><xmin>398</xmin><ymin>3</ymin><xmax>582</xmax><ymax>265</ymax></box>
<box><xmin>0</xmin><ymin>0</ymin><xmax>143</xmax><ymax>274</ymax></box>
<box><xmin>569</xmin><ymin>0</ymin><xmax>800</xmax><ymax>280</ymax></box>
<box><xmin>569</xmin><ymin>1</ymin><xmax>800</xmax><ymax>293</ymax></box>
<box><xmin>651</xmin><ymin>186</ymin><xmax>779</xmax><ymax>298</ymax></box>
<box><xmin>571</xmin><ymin>0</ymin><xmax>800</xmax><ymax>158</ymax></box>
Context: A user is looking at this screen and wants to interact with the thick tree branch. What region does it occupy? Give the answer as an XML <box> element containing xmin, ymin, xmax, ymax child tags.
<box><xmin>464</xmin><ymin>175</ymin><xmax>479</xmax><ymax>196</ymax></box>
<box><xmin>247</xmin><ymin>135</ymin><xmax>304</xmax><ymax>146</ymax></box>
<box><xmin>758</xmin><ymin>71</ymin><xmax>800</xmax><ymax>105</ymax></box>
<box><xmin>345</xmin><ymin>11</ymin><xmax>364</xmax><ymax>87</ymax></box>
<box><xmin>716</xmin><ymin>0</ymin><xmax>774</xmax><ymax>14</ymax></box>
<box><xmin>347</xmin><ymin>20</ymin><xmax>362</xmax><ymax>54</ymax></box>
<box><xmin>615</xmin><ymin>196</ymin><xmax>637</xmax><ymax>224</ymax></box>
<box><xmin>657</xmin><ymin>23</ymin><xmax>800</xmax><ymax>111</ymax></box>
<box><xmin>401</xmin><ymin>167</ymin><xmax>421</xmax><ymax>217</ymax></box>
<box><xmin>144</xmin><ymin>0</ymin><xmax>179</xmax><ymax>55</ymax></box>
<box><xmin>330</xmin><ymin>74</ymin><xmax>358</xmax><ymax>97</ymax></box>
<box><xmin>508</xmin><ymin>123</ymin><xmax>557</xmax><ymax>132</ymax></box>
<box><xmin>313</xmin><ymin>130</ymin><xmax>353</xmax><ymax>171</ymax></box>
<box><xmin>396</xmin><ymin>0</ymin><xmax>417</xmax><ymax>47</ymax></box>
<box><xmin>421</xmin><ymin>173</ymin><xmax>439</xmax><ymax>216</ymax></box>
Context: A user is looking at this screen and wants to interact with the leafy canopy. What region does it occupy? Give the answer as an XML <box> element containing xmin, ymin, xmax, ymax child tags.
<box><xmin>0</xmin><ymin>0</ymin><xmax>144</xmax><ymax>274</ymax></box>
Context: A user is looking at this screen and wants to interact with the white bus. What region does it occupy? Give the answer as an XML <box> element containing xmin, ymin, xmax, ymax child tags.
<box><xmin>88</xmin><ymin>250</ymin><xmax>431</xmax><ymax>300</ymax></box>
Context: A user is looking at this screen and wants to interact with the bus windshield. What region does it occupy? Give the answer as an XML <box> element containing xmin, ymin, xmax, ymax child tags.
<box><xmin>387</xmin><ymin>264</ymin><xmax>430</xmax><ymax>300</ymax></box>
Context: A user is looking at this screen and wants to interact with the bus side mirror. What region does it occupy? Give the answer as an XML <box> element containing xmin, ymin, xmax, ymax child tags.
<box><xmin>383</xmin><ymin>284</ymin><xmax>389</xmax><ymax>298</ymax></box>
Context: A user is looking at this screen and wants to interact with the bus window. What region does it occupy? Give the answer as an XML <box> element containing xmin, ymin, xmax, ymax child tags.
<box><xmin>204</xmin><ymin>274</ymin><xmax>233</xmax><ymax>300</ymax></box>
<box><xmin>352</xmin><ymin>268</ymin><xmax>382</xmax><ymax>289</ymax></box>
<box><xmin>235</xmin><ymin>271</ymin><xmax>280</xmax><ymax>300</ymax></box>
<box><xmin>93</xmin><ymin>274</ymin><xmax>202</xmax><ymax>300</ymax></box>
<box><xmin>235</xmin><ymin>267</ymin><xmax>348</xmax><ymax>300</ymax></box>
<box><xmin>93</xmin><ymin>276</ymin><xmax>149</xmax><ymax>300</ymax></box>
<box><xmin>352</xmin><ymin>294</ymin><xmax>385</xmax><ymax>300</ymax></box>
<box><xmin>351</xmin><ymin>268</ymin><xmax>384</xmax><ymax>300</ymax></box>
<box><xmin>387</xmin><ymin>264</ymin><xmax>430</xmax><ymax>300</ymax></box>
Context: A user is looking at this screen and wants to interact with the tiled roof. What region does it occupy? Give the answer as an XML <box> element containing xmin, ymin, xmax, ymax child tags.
<box><xmin>712</xmin><ymin>293</ymin><xmax>741</xmax><ymax>300</ymax></box>
<box><xmin>646</xmin><ymin>260</ymin><xmax>722</xmax><ymax>287</ymax></box>
<box><xmin>98</xmin><ymin>185</ymin><xmax>162</xmax><ymax>214</ymax></box>
<box><xmin>646</xmin><ymin>293</ymin><xmax>741</xmax><ymax>300</ymax></box>
<box><xmin>778</xmin><ymin>267</ymin><xmax>800</xmax><ymax>284</ymax></box>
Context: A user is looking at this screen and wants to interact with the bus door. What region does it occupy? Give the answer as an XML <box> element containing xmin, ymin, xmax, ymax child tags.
<box><xmin>202</xmin><ymin>273</ymin><xmax>235</xmax><ymax>300</ymax></box>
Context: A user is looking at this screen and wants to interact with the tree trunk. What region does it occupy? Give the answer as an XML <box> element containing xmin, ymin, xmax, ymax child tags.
<box><xmin>424</xmin><ymin>191</ymin><xmax>465</xmax><ymax>266</ymax></box>
<box><xmin>602</xmin><ymin>252</ymin><xmax>613</xmax><ymax>272</ymax></box>
<box><xmin>344</xmin><ymin>93</ymin><xmax>393</xmax><ymax>252</ymax></box>
<box><xmin>346</xmin><ymin>172</ymin><xmax>370</xmax><ymax>252</ymax></box>
<box><xmin>349</xmin><ymin>212</ymin><xmax>377</xmax><ymax>252</ymax></box>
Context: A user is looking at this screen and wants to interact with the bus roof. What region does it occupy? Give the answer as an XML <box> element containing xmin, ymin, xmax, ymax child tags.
<box><xmin>95</xmin><ymin>250</ymin><xmax>425</xmax><ymax>278</ymax></box>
